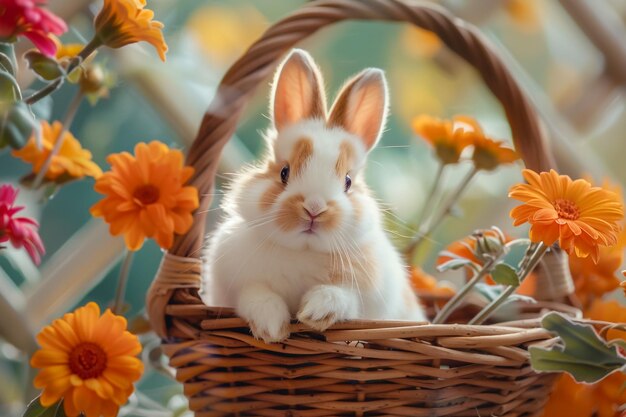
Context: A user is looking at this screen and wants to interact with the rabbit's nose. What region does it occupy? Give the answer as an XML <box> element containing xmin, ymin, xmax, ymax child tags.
<box><xmin>303</xmin><ymin>197</ymin><xmax>327</xmax><ymax>218</ymax></box>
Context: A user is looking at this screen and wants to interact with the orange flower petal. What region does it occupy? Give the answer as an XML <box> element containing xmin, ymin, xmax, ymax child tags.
<box><xmin>510</xmin><ymin>169</ymin><xmax>624</xmax><ymax>263</ymax></box>
<box><xmin>12</xmin><ymin>121</ymin><xmax>101</xmax><ymax>182</ymax></box>
<box><xmin>31</xmin><ymin>303</ymin><xmax>142</xmax><ymax>416</ymax></box>
<box><xmin>91</xmin><ymin>141</ymin><xmax>198</xmax><ymax>251</ymax></box>
<box><xmin>95</xmin><ymin>0</ymin><xmax>168</xmax><ymax>61</ymax></box>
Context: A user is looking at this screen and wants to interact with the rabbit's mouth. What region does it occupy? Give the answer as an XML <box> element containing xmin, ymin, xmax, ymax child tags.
<box><xmin>303</xmin><ymin>220</ymin><xmax>317</xmax><ymax>234</ymax></box>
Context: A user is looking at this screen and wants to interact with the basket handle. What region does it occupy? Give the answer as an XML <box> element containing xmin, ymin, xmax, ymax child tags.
<box><xmin>147</xmin><ymin>0</ymin><xmax>556</xmax><ymax>337</ymax></box>
<box><xmin>173</xmin><ymin>0</ymin><xmax>554</xmax><ymax>257</ymax></box>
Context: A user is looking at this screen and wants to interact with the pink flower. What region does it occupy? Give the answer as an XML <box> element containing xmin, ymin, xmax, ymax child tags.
<box><xmin>0</xmin><ymin>0</ymin><xmax>67</xmax><ymax>57</ymax></box>
<box><xmin>0</xmin><ymin>184</ymin><xmax>45</xmax><ymax>264</ymax></box>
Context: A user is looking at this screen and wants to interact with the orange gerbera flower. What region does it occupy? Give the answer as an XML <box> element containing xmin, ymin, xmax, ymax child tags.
<box><xmin>94</xmin><ymin>0</ymin><xmax>168</xmax><ymax>61</ymax></box>
<box><xmin>621</xmin><ymin>271</ymin><xmax>626</xmax><ymax>297</ymax></box>
<box><xmin>586</xmin><ymin>299</ymin><xmax>626</xmax><ymax>342</ymax></box>
<box><xmin>468</xmin><ymin>132</ymin><xmax>519</xmax><ymax>171</ymax></box>
<box><xmin>569</xmin><ymin>243</ymin><xmax>623</xmax><ymax>307</ymax></box>
<box><xmin>412</xmin><ymin>115</ymin><xmax>475</xmax><ymax>164</ymax></box>
<box><xmin>30</xmin><ymin>302</ymin><xmax>143</xmax><ymax>417</ymax></box>
<box><xmin>12</xmin><ymin>121</ymin><xmax>102</xmax><ymax>182</ymax></box>
<box><xmin>90</xmin><ymin>141</ymin><xmax>198</xmax><ymax>251</ymax></box>
<box><xmin>509</xmin><ymin>169</ymin><xmax>624</xmax><ymax>263</ymax></box>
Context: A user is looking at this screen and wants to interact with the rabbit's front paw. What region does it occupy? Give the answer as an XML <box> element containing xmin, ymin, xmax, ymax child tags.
<box><xmin>297</xmin><ymin>285</ymin><xmax>355</xmax><ymax>332</ymax></box>
<box><xmin>249</xmin><ymin>315</ymin><xmax>290</xmax><ymax>343</ymax></box>
<box><xmin>238</xmin><ymin>288</ymin><xmax>291</xmax><ymax>343</ymax></box>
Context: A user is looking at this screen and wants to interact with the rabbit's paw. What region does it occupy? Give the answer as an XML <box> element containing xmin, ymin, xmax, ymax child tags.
<box><xmin>240</xmin><ymin>293</ymin><xmax>291</xmax><ymax>343</ymax></box>
<box><xmin>297</xmin><ymin>285</ymin><xmax>354</xmax><ymax>332</ymax></box>
<box><xmin>249</xmin><ymin>316</ymin><xmax>290</xmax><ymax>343</ymax></box>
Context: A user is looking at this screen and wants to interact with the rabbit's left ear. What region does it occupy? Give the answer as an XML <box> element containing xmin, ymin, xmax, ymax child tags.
<box><xmin>271</xmin><ymin>49</ymin><xmax>327</xmax><ymax>132</ymax></box>
<box><xmin>328</xmin><ymin>69</ymin><xmax>388</xmax><ymax>151</ymax></box>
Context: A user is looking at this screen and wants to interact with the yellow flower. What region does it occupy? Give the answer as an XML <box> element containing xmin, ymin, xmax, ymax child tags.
<box><xmin>54</xmin><ymin>40</ymin><xmax>84</xmax><ymax>61</ymax></box>
<box><xmin>30</xmin><ymin>302</ymin><xmax>143</xmax><ymax>417</ymax></box>
<box><xmin>504</xmin><ymin>0</ymin><xmax>542</xmax><ymax>32</ymax></box>
<box><xmin>94</xmin><ymin>0</ymin><xmax>167</xmax><ymax>61</ymax></box>
<box><xmin>402</xmin><ymin>27</ymin><xmax>442</xmax><ymax>59</ymax></box>
<box><xmin>90</xmin><ymin>141</ymin><xmax>199</xmax><ymax>251</ymax></box>
<box><xmin>12</xmin><ymin>121</ymin><xmax>102</xmax><ymax>182</ymax></box>
<box><xmin>186</xmin><ymin>4</ymin><xmax>267</xmax><ymax>66</ymax></box>
<box><xmin>509</xmin><ymin>169</ymin><xmax>623</xmax><ymax>262</ymax></box>
<box><xmin>412</xmin><ymin>115</ymin><xmax>474</xmax><ymax>164</ymax></box>
<box><xmin>468</xmin><ymin>132</ymin><xmax>519</xmax><ymax>171</ymax></box>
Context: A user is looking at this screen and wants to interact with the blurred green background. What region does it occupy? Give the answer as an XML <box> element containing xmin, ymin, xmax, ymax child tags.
<box><xmin>1</xmin><ymin>0</ymin><xmax>625</xmax><ymax>415</ymax></box>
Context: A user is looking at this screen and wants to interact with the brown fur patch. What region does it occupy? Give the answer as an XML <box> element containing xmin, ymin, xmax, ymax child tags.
<box><xmin>258</xmin><ymin>161</ymin><xmax>282</xmax><ymax>180</ymax></box>
<box><xmin>260</xmin><ymin>182</ymin><xmax>284</xmax><ymax>212</ymax></box>
<box><xmin>335</xmin><ymin>141</ymin><xmax>355</xmax><ymax>177</ymax></box>
<box><xmin>328</xmin><ymin>244</ymin><xmax>377</xmax><ymax>290</ymax></box>
<box><xmin>276</xmin><ymin>194</ymin><xmax>306</xmax><ymax>231</ymax></box>
<box><xmin>290</xmin><ymin>138</ymin><xmax>314</xmax><ymax>177</ymax></box>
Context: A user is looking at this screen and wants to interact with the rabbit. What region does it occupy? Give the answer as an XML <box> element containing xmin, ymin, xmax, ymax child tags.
<box><xmin>201</xmin><ymin>49</ymin><xmax>426</xmax><ymax>343</ymax></box>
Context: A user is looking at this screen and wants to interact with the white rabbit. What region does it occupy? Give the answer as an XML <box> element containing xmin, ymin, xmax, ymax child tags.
<box><xmin>201</xmin><ymin>49</ymin><xmax>426</xmax><ymax>343</ymax></box>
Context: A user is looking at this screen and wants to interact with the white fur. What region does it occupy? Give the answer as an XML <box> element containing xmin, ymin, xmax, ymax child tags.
<box><xmin>201</xmin><ymin>50</ymin><xmax>426</xmax><ymax>343</ymax></box>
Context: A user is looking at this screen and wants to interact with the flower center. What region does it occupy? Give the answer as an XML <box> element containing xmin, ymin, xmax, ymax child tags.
<box><xmin>133</xmin><ymin>184</ymin><xmax>160</xmax><ymax>205</ymax></box>
<box><xmin>553</xmin><ymin>198</ymin><xmax>580</xmax><ymax>220</ymax></box>
<box><xmin>68</xmin><ymin>342</ymin><xmax>107</xmax><ymax>379</ymax></box>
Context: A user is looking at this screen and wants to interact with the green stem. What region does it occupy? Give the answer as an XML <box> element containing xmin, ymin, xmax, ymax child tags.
<box><xmin>469</xmin><ymin>243</ymin><xmax>547</xmax><ymax>325</ymax></box>
<box><xmin>415</xmin><ymin>162</ymin><xmax>445</xmax><ymax>229</ymax></box>
<box><xmin>402</xmin><ymin>162</ymin><xmax>445</xmax><ymax>262</ymax></box>
<box><xmin>404</xmin><ymin>166</ymin><xmax>478</xmax><ymax>260</ymax></box>
<box><xmin>113</xmin><ymin>251</ymin><xmax>134</xmax><ymax>315</ymax></box>
<box><xmin>31</xmin><ymin>89</ymin><xmax>84</xmax><ymax>188</ymax></box>
<box><xmin>433</xmin><ymin>257</ymin><xmax>497</xmax><ymax>324</ymax></box>
<box><xmin>24</xmin><ymin>37</ymin><xmax>102</xmax><ymax>105</ymax></box>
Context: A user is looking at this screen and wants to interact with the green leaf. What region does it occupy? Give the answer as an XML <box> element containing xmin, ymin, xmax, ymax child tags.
<box><xmin>491</xmin><ymin>263</ymin><xmax>520</xmax><ymax>286</ymax></box>
<box><xmin>0</xmin><ymin>43</ymin><xmax>17</xmax><ymax>74</ymax></box>
<box><xmin>529</xmin><ymin>312</ymin><xmax>626</xmax><ymax>383</ymax></box>
<box><xmin>0</xmin><ymin>70</ymin><xmax>20</xmax><ymax>101</ymax></box>
<box><xmin>473</xmin><ymin>283</ymin><xmax>536</xmax><ymax>305</ymax></box>
<box><xmin>436</xmin><ymin>258</ymin><xmax>475</xmax><ymax>272</ymax></box>
<box><xmin>0</xmin><ymin>53</ymin><xmax>15</xmax><ymax>75</ymax></box>
<box><xmin>0</xmin><ymin>101</ymin><xmax>37</xmax><ymax>149</ymax></box>
<box><xmin>22</xmin><ymin>396</ymin><xmax>67</xmax><ymax>417</ymax></box>
<box><xmin>24</xmin><ymin>51</ymin><xmax>65</xmax><ymax>81</ymax></box>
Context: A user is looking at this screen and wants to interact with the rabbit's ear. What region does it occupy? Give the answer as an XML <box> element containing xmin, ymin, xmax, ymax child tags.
<box><xmin>328</xmin><ymin>69</ymin><xmax>388</xmax><ymax>151</ymax></box>
<box><xmin>271</xmin><ymin>49</ymin><xmax>326</xmax><ymax>131</ymax></box>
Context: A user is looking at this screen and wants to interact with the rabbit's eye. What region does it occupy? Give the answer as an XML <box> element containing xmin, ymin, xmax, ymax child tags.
<box><xmin>344</xmin><ymin>174</ymin><xmax>352</xmax><ymax>192</ymax></box>
<box><xmin>280</xmin><ymin>165</ymin><xmax>290</xmax><ymax>184</ymax></box>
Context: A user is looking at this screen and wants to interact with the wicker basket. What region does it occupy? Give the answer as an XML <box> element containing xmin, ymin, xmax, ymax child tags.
<box><xmin>146</xmin><ymin>1</ymin><xmax>572</xmax><ymax>415</ymax></box>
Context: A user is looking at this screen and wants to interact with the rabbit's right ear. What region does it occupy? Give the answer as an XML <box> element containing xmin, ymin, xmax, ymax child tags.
<box><xmin>271</xmin><ymin>49</ymin><xmax>326</xmax><ymax>131</ymax></box>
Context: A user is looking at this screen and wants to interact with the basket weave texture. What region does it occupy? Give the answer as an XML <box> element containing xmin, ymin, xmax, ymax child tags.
<box><xmin>146</xmin><ymin>1</ymin><xmax>567</xmax><ymax>415</ymax></box>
